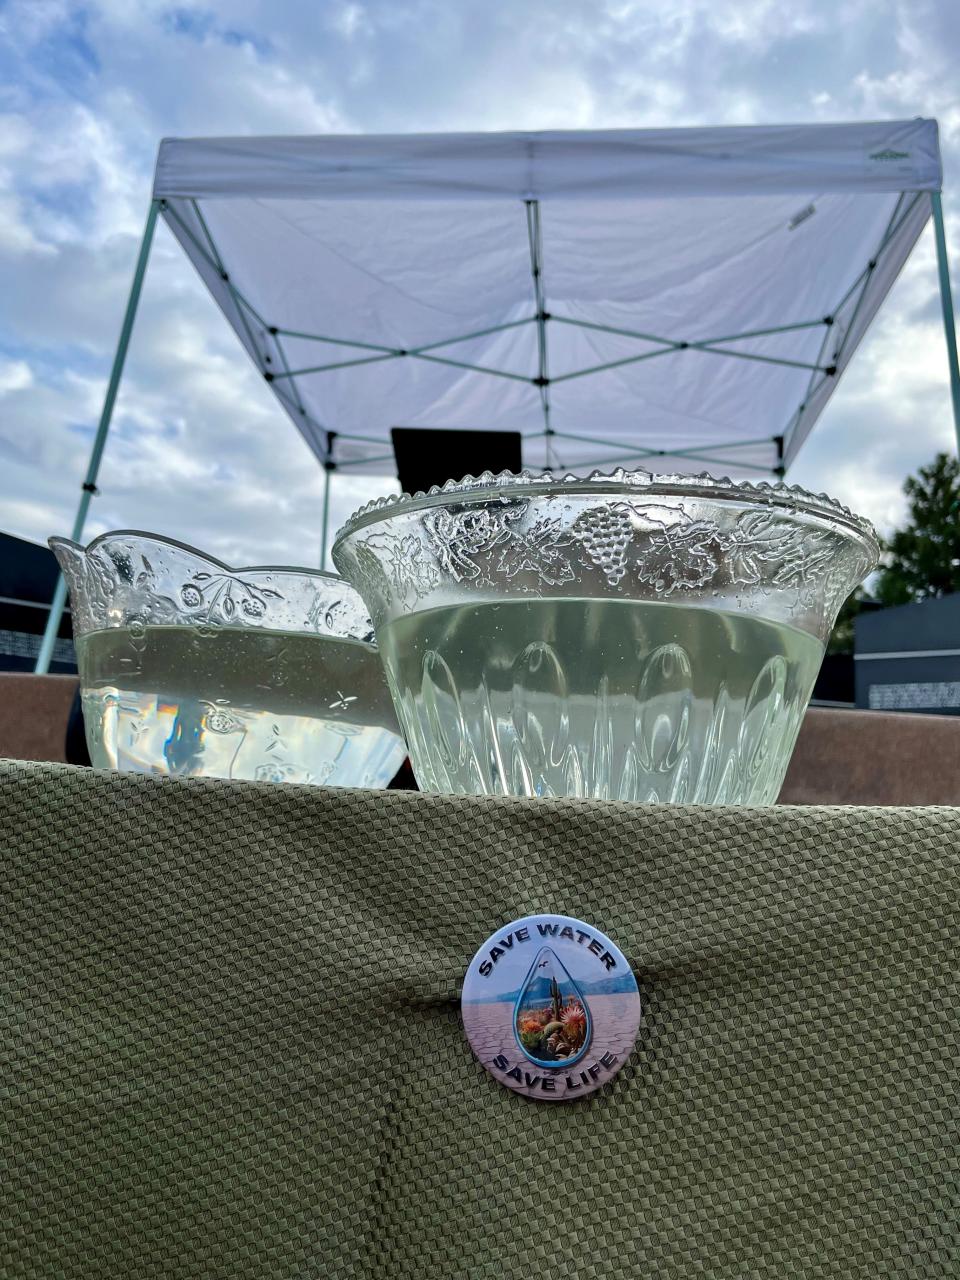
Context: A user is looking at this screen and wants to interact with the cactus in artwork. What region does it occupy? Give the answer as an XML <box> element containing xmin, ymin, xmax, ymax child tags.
<box><xmin>550</xmin><ymin>976</ymin><xmax>562</xmax><ymax>1024</ymax></box>
<box><xmin>514</xmin><ymin>948</ymin><xmax>591</xmax><ymax>1063</ymax></box>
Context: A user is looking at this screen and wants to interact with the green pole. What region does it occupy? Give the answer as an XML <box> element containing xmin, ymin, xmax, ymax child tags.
<box><xmin>34</xmin><ymin>576</ymin><xmax>70</xmax><ymax>676</ymax></box>
<box><xmin>320</xmin><ymin>461</ymin><xmax>334</xmax><ymax>569</ymax></box>
<box><xmin>931</xmin><ymin>191</ymin><xmax>960</xmax><ymax>455</ymax></box>
<box><xmin>35</xmin><ymin>199</ymin><xmax>160</xmax><ymax>673</ymax></box>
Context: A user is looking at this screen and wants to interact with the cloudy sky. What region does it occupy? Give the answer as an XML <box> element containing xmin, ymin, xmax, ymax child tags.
<box><xmin>1</xmin><ymin>0</ymin><xmax>958</xmax><ymax>568</ymax></box>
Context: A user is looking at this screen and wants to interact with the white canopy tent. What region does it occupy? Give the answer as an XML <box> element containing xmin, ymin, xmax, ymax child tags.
<box><xmin>36</xmin><ymin>120</ymin><xmax>960</xmax><ymax>671</ymax></box>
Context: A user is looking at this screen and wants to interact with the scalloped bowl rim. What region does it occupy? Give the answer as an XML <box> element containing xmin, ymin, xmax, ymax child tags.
<box><xmin>50</xmin><ymin>529</ymin><xmax>356</xmax><ymax>585</ymax></box>
<box><xmin>332</xmin><ymin>467</ymin><xmax>880</xmax><ymax>557</ymax></box>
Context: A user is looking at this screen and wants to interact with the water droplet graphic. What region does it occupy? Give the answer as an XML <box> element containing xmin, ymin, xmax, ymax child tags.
<box><xmin>513</xmin><ymin>947</ymin><xmax>592</xmax><ymax>1068</ymax></box>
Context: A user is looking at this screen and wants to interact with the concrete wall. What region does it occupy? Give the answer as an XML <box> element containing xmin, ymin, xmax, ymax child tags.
<box><xmin>3</xmin><ymin>676</ymin><xmax>959</xmax><ymax>804</ymax></box>
<box><xmin>778</xmin><ymin>705</ymin><xmax>960</xmax><ymax>805</ymax></box>
<box><xmin>0</xmin><ymin>674</ymin><xmax>78</xmax><ymax>764</ymax></box>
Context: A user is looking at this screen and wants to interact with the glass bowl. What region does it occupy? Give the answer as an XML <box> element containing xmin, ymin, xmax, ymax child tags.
<box><xmin>50</xmin><ymin>531</ymin><xmax>406</xmax><ymax>788</ymax></box>
<box><xmin>332</xmin><ymin>468</ymin><xmax>878</xmax><ymax>804</ymax></box>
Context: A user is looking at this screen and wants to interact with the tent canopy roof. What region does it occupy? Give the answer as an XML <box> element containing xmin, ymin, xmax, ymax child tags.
<box><xmin>154</xmin><ymin>120</ymin><xmax>941</xmax><ymax>476</ymax></box>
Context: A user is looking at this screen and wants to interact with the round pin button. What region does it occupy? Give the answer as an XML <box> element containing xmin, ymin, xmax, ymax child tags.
<box><xmin>461</xmin><ymin>914</ymin><xmax>641</xmax><ymax>1101</ymax></box>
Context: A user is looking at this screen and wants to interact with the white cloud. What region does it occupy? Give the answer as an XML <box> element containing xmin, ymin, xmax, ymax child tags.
<box><xmin>331</xmin><ymin>4</ymin><xmax>371</xmax><ymax>40</ymax></box>
<box><xmin>0</xmin><ymin>358</ymin><xmax>33</xmax><ymax>393</ymax></box>
<box><xmin>0</xmin><ymin>0</ymin><xmax>958</xmax><ymax>571</ymax></box>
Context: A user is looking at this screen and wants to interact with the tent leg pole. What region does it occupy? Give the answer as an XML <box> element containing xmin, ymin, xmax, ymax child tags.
<box><xmin>35</xmin><ymin>198</ymin><xmax>160</xmax><ymax>674</ymax></box>
<box><xmin>932</xmin><ymin>192</ymin><xmax>960</xmax><ymax>456</ymax></box>
<box><xmin>35</xmin><ymin>576</ymin><xmax>70</xmax><ymax>675</ymax></box>
<box><xmin>320</xmin><ymin>463</ymin><xmax>333</xmax><ymax>568</ymax></box>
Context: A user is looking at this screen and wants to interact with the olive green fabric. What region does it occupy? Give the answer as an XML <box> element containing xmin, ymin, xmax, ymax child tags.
<box><xmin>1</xmin><ymin>759</ymin><xmax>958</xmax><ymax>1278</ymax></box>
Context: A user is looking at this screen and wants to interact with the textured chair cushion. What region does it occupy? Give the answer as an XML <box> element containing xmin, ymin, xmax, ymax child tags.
<box><xmin>1</xmin><ymin>760</ymin><xmax>958</xmax><ymax>1278</ymax></box>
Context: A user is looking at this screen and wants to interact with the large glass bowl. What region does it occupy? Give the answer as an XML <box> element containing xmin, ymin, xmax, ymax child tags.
<box><xmin>332</xmin><ymin>469</ymin><xmax>879</xmax><ymax>804</ymax></box>
<box><xmin>50</xmin><ymin>531</ymin><xmax>406</xmax><ymax>787</ymax></box>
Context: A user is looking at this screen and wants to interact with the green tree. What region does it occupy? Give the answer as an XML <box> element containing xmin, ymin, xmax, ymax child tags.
<box><xmin>875</xmin><ymin>452</ymin><xmax>960</xmax><ymax>606</ymax></box>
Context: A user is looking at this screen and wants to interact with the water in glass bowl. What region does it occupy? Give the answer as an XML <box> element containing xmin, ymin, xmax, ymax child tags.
<box><xmin>77</xmin><ymin>624</ymin><xmax>407</xmax><ymax>787</ymax></box>
<box><xmin>378</xmin><ymin>598</ymin><xmax>824</xmax><ymax>804</ymax></box>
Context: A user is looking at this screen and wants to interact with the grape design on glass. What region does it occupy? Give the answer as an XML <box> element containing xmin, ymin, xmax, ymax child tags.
<box><xmin>356</xmin><ymin>497</ymin><xmax>869</xmax><ymax>624</ymax></box>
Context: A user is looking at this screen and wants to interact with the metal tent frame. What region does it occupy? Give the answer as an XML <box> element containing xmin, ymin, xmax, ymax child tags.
<box><xmin>34</xmin><ymin>182</ymin><xmax>960</xmax><ymax>672</ymax></box>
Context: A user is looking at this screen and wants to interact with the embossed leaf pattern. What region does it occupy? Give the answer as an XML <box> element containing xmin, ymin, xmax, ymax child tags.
<box><xmin>351</xmin><ymin>496</ymin><xmax>866</xmax><ymax>631</ymax></box>
<box><xmin>54</xmin><ymin>533</ymin><xmax>373</xmax><ymax>640</ymax></box>
<box><xmin>494</xmin><ymin>518</ymin><xmax>577</xmax><ymax>586</ymax></box>
<box><xmin>108</xmin><ymin>549</ymin><xmax>135</xmax><ymax>584</ymax></box>
<box><xmin>351</xmin><ymin>540</ymin><xmax>393</xmax><ymax>609</ymax></box>
<box><xmin>384</xmin><ymin>534</ymin><xmax>440</xmax><ymax>602</ymax></box>
<box><xmin>424</xmin><ymin>505</ymin><xmax>520</xmax><ymax>582</ymax></box>
<box><xmin>725</xmin><ymin>511</ymin><xmax>854</xmax><ymax>618</ymax></box>
<box><xmin>178</xmin><ymin>572</ymin><xmax>286</xmax><ymax>623</ymax></box>
<box><xmin>634</xmin><ymin>517</ymin><xmax>726</xmax><ymax>593</ymax></box>
<box><xmin>135</xmin><ymin>554</ymin><xmax>155</xmax><ymax>589</ymax></box>
<box><xmin>373</xmin><ymin>504</ymin><xmax>579</xmax><ymax>593</ymax></box>
<box><xmin>728</xmin><ymin>511</ymin><xmax>831</xmax><ymax>589</ymax></box>
<box><xmin>381</xmin><ymin>498</ymin><xmax>854</xmax><ymax>611</ymax></box>
<box><xmin>59</xmin><ymin>546</ymin><xmax>124</xmax><ymax>635</ymax></box>
<box><xmin>310</xmin><ymin>591</ymin><xmax>377</xmax><ymax>644</ymax></box>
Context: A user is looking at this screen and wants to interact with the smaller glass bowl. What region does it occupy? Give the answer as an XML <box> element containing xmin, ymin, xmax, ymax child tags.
<box><xmin>50</xmin><ymin>530</ymin><xmax>406</xmax><ymax>788</ymax></box>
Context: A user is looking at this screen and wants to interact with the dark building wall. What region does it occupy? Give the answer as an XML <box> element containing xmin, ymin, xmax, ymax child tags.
<box><xmin>811</xmin><ymin>653</ymin><xmax>854</xmax><ymax>707</ymax></box>
<box><xmin>0</xmin><ymin>532</ymin><xmax>76</xmax><ymax>673</ymax></box>
<box><xmin>855</xmin><ymin>594</ymin><xmax>960</xmax><ymax>715</ymax></box>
